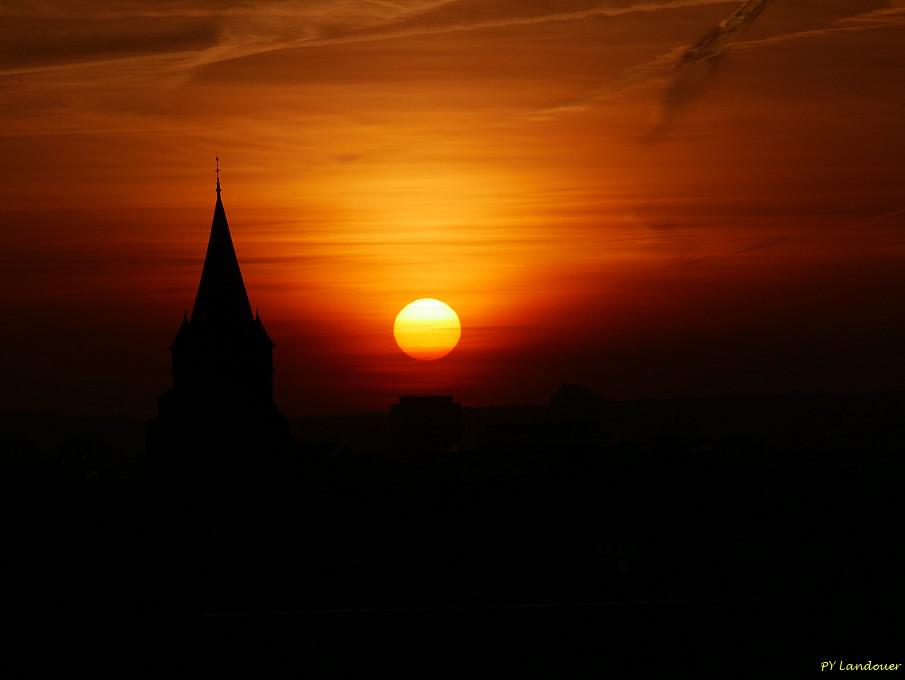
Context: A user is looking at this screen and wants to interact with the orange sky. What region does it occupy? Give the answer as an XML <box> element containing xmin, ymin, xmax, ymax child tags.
<box><xmin>2</xmin><ymin>0</ymin><xmax>905</xmax><ymax>416</ymax></box>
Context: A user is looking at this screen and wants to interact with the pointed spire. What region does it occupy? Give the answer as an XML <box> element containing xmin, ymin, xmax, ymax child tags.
<box><xmin>191</xmin><ymin>167</ymin><xmax>253</xmax><ymax>327</ymax></box>
<box><xmin>215</xmin><ymin>155</ymin><xmax>221</xmax><ymax>195</ymax></box>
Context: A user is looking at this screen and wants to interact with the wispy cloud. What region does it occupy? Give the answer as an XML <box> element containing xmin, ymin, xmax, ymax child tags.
<box><xmin>0</xmin><ymin>0</ymin><xmax>460</xmax><ymax>75</ymax></box>
<box><xmin>730</xmin><ymin>6</ymin><xmax>905</xmax><ymax>50</ymax></box>
<box><xmin>0</xmin><ymin>0</ymin><xmax>735</xmax><ymax>78</ymax></box>
<box><xmin>653</xmin><ymin>5</ymin><xmax>905</xmax><ymax>133</ymax></box>
<box><xmin>650</xmin><ymin>0</ymin><xmax>772</xmax><ymax>134</ymax></box>
<box><xmin>534</xmin><ymin>3</ymin><xmax>905</xmax><ymax>130</ymax></box>
<box><xmin>307</xmin><ymin>0</ymin><xmax>736</xmax><ymax>47</ymax></box>
<box><xmin>677</xmin><ymin>0</ymin><xmax>771</xmax><ymax>67</ymax></box>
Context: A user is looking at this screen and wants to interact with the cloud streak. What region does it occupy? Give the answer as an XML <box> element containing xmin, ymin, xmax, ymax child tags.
<box><xmin>677</xmin><ymin>0</ymin><xmax>771</xmax><ymax>67</ymax></box>
<box><xmin>0</xmin><ymin>0</ymin><xmax>734</xmax><ymax>78</ymax></box>
<box><xmin>650</xmin><ymin>0</ymin><xmax>772</xmax><ymax>135</ymax></box>
<box><xmin>657</xmin><ymin>5</ymin><xmax>905</xmax><ymax>129</ymax></box>
<box><xmin>730</xmin><ymin>6</ymin><xmax>905</xmax><ymax>50</ymax></box>
<box><xmin>534</xmin><ymin>3</ymin><xmax>905</xmax><ymax>128</ymax></box>
<box><xmin>0</xmin><ymin>0</ymin><xmax>460</xmax><ymax>75</ymax></box>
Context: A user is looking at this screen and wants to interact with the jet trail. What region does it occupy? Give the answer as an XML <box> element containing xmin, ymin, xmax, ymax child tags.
<box><xmin>649</xmin><ymin>0</ymin><xmax>773</xmax><ymax>136</ymax></box>
<box><xmin>678</xmin><ymin>0</ymin><xmax>773</xmax><ymax>67</ymax></box>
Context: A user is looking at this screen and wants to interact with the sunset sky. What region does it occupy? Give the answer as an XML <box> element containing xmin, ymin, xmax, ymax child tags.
<box><xmin>2</xmin><ymin>0</ymin><xmax>905</xmax><ymax>416</ymax></box>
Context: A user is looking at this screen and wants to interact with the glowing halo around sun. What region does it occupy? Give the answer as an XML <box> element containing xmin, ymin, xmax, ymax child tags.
<box><xmin>393</xmin><ymin>298</ymin><xmax>462</xmax><ymax>361</ymax></box>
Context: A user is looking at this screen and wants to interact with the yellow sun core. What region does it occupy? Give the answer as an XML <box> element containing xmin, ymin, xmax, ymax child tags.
<box><xmin>394</xmin><ymin>298</ymin><xmax>461</xmax><ymax>361</ymax></box>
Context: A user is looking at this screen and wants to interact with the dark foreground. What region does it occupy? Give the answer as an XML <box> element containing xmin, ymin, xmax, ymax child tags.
<box><xmin>2</xmin><ymin>394</ymin><xmax>904</xmax><ymax>677</ymax></box>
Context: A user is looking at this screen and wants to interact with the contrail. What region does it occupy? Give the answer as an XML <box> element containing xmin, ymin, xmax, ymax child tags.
<box><xmin>651</xmin><ymin>0</ymin><xmax>773</xmax><ymax>136</ymax></box>
<box><xmin>678</xmin><ymin>0</ymin><xmax>773</xmax><ymax>67</ymax></box>
<box><xmin>531</xmin><ymin>4</ymin><xmax>905</xmax><ymax>127</ymax></box>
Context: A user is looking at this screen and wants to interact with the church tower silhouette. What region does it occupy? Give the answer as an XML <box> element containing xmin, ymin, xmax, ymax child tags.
<box><xmin>148</xmin><ymin>164</ymin><xmax>292</xmax><ymax>469</ymax></box>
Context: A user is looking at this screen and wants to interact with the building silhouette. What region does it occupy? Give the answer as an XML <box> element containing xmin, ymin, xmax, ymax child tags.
<box><xmin>390</xmin><ymin>395</ymin><xmax>462</xmax><ymax>455</ymax></box>
<box><xmin>147</xmin><ymin>169</ymin><xmax>292</xmax><ymax>475</ymax></box>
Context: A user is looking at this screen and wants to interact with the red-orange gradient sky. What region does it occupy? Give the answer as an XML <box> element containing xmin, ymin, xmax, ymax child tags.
<box><xmin>2</xmin><ymin>0</ymin><xmax>905</xmax><ymax>416</ymax></box>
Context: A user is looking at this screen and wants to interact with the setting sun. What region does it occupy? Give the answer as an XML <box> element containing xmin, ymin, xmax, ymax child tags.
<box><xmin>393</xmin><ymin>298</ymin><xmax>462</xmax><ymax>361</ymax></box>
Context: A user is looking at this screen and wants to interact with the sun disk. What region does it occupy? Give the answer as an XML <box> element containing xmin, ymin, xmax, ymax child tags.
<box><xmin>394</xmin><ymin>298</ymin><xmax>461</xmax><ymax>361</ymax></box>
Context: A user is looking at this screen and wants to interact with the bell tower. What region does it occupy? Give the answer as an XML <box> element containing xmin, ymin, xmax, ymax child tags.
<box><xmin>148</xmin><ymin>163</ymin><xmax>291</xmax><ymax>466</ymax></box>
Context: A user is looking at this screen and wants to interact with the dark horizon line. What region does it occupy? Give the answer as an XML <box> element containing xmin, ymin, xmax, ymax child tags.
<box><xmin>4</xmin><ymin>386</ymin><xmax>905</xmax><ymax>422</ymax></box>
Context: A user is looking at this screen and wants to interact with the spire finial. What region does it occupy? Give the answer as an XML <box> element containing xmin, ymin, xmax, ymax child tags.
<box><xmin>215</xmin><ymin>156</ymin><xmax>221</xmax><ymax>194</ymax></box>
